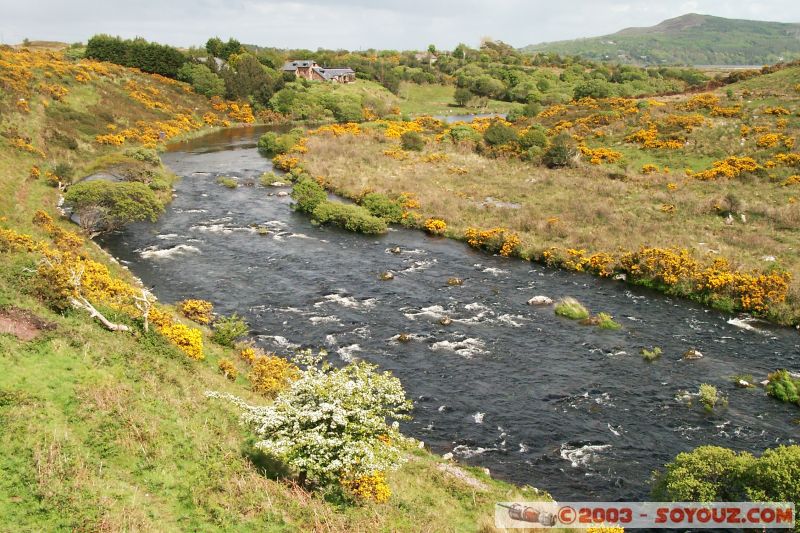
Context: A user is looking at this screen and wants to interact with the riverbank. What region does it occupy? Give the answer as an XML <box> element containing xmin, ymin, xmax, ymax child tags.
<box><xmin>290</xmin><ymin>74</ymin><xmax>800</xmax><ymax>326</ymax></box>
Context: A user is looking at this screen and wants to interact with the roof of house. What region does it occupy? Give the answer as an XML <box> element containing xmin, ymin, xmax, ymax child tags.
<box><xmin>281</xmin><ymin>60</ymin><xmax>317</xmax><ymax>71</ymax></box>
<box><xmin>312</xmin><ymin>67</ymin><xmax>355</xmax><ymax>80</ymax></box>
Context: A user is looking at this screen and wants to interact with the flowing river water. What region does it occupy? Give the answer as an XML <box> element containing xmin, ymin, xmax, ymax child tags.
<box><xmin>101</xmin><ymin>126</ymin><xmax>800</xmax><ymax>501</ymax></box>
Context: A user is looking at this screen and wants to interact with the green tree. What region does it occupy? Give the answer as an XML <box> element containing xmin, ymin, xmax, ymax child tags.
<box><xmin>453</xmin><ymin>87</ymin><xmax>473</xmax><ymax>107</ymax></box>
<box><xmin>222</xmin><ymin>54</ymin><xmax>278</xmax><ymax>106</ymax></box>
<box><xmin>483</xmin><ymin>122</ymin><xmax>518</xmax><ymax>146</ymax></box>
<box><xmin>291</xmin><ymin>178</ymin><xmax>327</xmax><ymax>213</ymax></box>
<box><xmin>176</xmin><ymin>63</ymin><xmax>225</xmax><ymax>97</ymax></box>
<box><xmin>64</xmin><ymin>181</ymin><xmax>163</xmax><ymax>234</ymax></box>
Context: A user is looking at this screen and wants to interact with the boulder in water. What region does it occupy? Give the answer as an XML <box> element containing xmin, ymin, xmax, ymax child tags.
<box><xmin>269</xmin><ymin>181</ymin><xmax>288</xmax><ymax>187</ymax></box>
<box><xmin>683</xmin><ymin>348</ymin><xmax>704</xmax><ymax>360</ymax></box>
<box><xmin>447</xmin><ymin>277</ymin><xmax>464</xmax><ymax>286</ymax></box>
<box><xmin>397</xmin><ymin>333</ymin><xmax>411</xmax><ymax>343</ymax></box>
<box><xmin>389</xmin><ymin>246</ymin><xmax>402</xmax><ymax>254</ymax></box>
<box><xmin>276</xmin><ymin>191</ymin><xmax>289</xmax><ymax>197</ymax></box>
<box><xmin>442</xmin><ymin>452</ymin><xmax>454</xmax><ymax>461</ymax></box>
<box><xmin>439</xmin><ymin>316</ymin><xmax>452</xmax><ymax>326</ymax></box>
<box><xmin>527</xmin><ymin>295</ymin><xmax>553</xmax><ymax>305</ymax></box>
<box><xmin>379</xmin><ymin>271</ymin><xmax>394</xmax><ymax>281</ymax></box>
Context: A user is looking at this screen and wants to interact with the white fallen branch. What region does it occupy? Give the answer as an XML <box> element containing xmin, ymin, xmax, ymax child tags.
<box><xmin>70</xmin><ymin>295</ymin><xmax>129</xmax><ymax>332</ymax></box>
<box><xmin>133</xmin><ymin>288</ymin><xmax>155</xmax><ymax>333</ymax></box>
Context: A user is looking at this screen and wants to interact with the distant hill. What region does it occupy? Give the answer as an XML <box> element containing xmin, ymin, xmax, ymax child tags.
<box><xmin>523</xmin><ymin>13</ymin><xmax>800</xmax><ymax>66</ymax></box>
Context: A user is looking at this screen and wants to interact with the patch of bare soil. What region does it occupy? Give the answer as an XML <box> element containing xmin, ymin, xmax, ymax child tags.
<box><xmin>0</xmin><ymin>306</ymin><xmax>55</xmax><ymax>341</ymax></box>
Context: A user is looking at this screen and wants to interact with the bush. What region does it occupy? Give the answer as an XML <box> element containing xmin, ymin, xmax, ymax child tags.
<box><xmin>311</xmin><ymin>201</ymin><xmax>388</xmax><ymax>234</ymax></box>
<box><xmin>64</xmin><ymin>180</ymin><xmax>164</xmax><ymax>234</ymax></box>
<box><xmin>542</xmin><ymin>133</ymin><xmax>577</xmax><ymax>168</ymax></box>
<box><xmin>554</xmin><ymin>297</ymin><xmax>589</xmax><ymax>320</ymax></box>
<box><xmin>124</xmin><ymin>147</ymin><xmax>161</xmax><ymax>166</ymax></box>
<box><xmin>257</xmin><ymin>131</ymin><xmax>300</xmax><ymax>155</ymax></box>
<box><xmin>766</xmin><ymin>370</ymin><xmax>800</xmax><ymax>405</ymax></box>
<box><xmin>208</xmin><ymin>349</ymin><xmax>412</xmax><ymax>488</ymax></box>
<box><xmin>53</xmin><ymin>163</ymin><xmax>75</xmax><ymax>183</ymax></box>
<box><xmin>652</xmin><ymin>446</ymin><xmax>755</xmax><ymax>501</ymax></box>
<box><xmin>400</xmin><ymin>131</ymin><xmax>425</xmax><ymax>151</ymax></box>
<box><xmin>360</xmin><ymin>193</ymin><xmax>403</xmax><ymax>223</ymax></box>
<box><xmin>448</xmin><ymin>124</ymin><xmax>482</xmax><ymax>144</ymax></box>
<box><xmin>211</xmin><ymin>313</ymin><xmax>249</xmax><ymax>347</ymax></box>
<box><xmin>523</xmin><ymin>101</ymin><xmax>542</xmax><ymax>117</ymax></box>
<box><xmin>176</xmin><ymin>63</ymin><xmax>225</xmax><ymax>97</ymax></box>
<box><xmin>574</xmin><ymin>79</ymin><xmax>613</xmax><ymax>99</ymax></box>
<box><xmin>483</xmin><ymin>122</ymin><xmax>518</xmax><ymax>146</ymax></box>
<box><xmin>453</xmin><ymin>87</ymin><xmax>473</xmax><ymax>107</ymax></box>
<box><xmin>178</xmin><ymin>299</ymin><xmax>214</xmax><ymax>325</ymax></box>
<box><xmin>291</xmin><ymin>178</ymin><xmax>327</xmax><ymax>213</ymax></box>
<box><xmin>698</xmin><ymin>384</ymin><xmax>727</xmax><ymax>412</ymax></box>
<box><xmin>518</xmin><ymin>125</ymin><xmax>548</xmax><ymax>149</ymax></box>
<box><xmin>249</xmin><ymin>354</ymin><xmax>300</xmax><ymax>398</ymax></box>
<box><xmin>218</xmin><ymin>358</ymin><xmax>238</xmax><ymax>381</ymax></box>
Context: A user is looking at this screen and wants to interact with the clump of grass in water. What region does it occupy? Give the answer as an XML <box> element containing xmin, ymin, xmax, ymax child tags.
<box><xmin>698</xmin><ymin>383</ymin><xmax>728</xmax><ymax>413</ymax></box>
<box><xmin>641</xmin><ymin>346</ymin><xmax>662</xmax><ymax>362</ymax></box>
<box><xmin>554</xmin><ymin>297</ymin><xmax>589</xmax><ymax>320</ymax></box>
<box><xmin>596</xmin><ymin>312</ymin><xmax>621</xmax><ymax>330</ymax></box>
<box><xmin>217</xmin><ymin>176</ymin><xmax>238</xmax><ymax>189</ymax></box>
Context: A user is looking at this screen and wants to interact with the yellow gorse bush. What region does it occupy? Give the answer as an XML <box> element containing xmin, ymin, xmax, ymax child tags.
<box><xmin>465</xmin><ymin>227</ymin><xmax>521</xmax><ymax>257</ymax></box>
<box><xmin>178</xmin><ymin>299</ymin><xmax>214</xmax><ymax>324</ymax></box>
<box><xmin>341</xmin><ymin>471</ymin><xmax>391</xmax><ymax>503</ymax></box>
<box><xmin>423</xmin><ymin>218</ymin><xmax>447</xmax><ymax>235</ymax></box>
<box><xmin>249</xmin><ymin>354</ymin><xmax>301</xmax><ymax>398</ymax></box>
<box><xmin>218</xmin><ymin>358</ymin><xmax>238</xmax><ymax>381</ymax></box>
<box><xmin>690</xmin><ymin>156</ymin><xmax>759</xmax><ymax>180</ymax></box>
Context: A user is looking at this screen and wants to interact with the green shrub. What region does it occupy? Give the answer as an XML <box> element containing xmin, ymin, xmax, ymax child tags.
<box><xmin>596</xmin><ymin>312</ymin><xmax>621</xmax><ymax>330</ymax></box>
<box><xmin>176</xmin><ymin>63</ymin><xmax>225</xmax><ymax>98</ymax></box>
<box><xmin>522</xmin><ymin>101</ymin><xmax>542</xmax><ymax>117</ymax></box>
<box><xmin>311</xmin><ymin>201</ymin><xmax>388</xmax><ymax>234</ymax></box>
<box><xmin>518</xmin><ymin>125</ymin><xmax>548</xmax><ymax>149</ymax></box>
<box><xmin>211</xmin><ymin>313</ymin><xmax>249</xmax><ymax>347</ymax></box>
<box><xmin>360</xmin><ymin>193</ymin><xmax>403</xmax><ymax>223</ymax></box>
<box><xmin>257</xmin><ymin>132</ymin><xmax>299</xmax><ymax>155</ymax></box>
<box><xmin>652</xmin><ymin>446</ymin><xmax>756</xmax><ymax>501</ymax></box>
<box><xmin>53</xmin><ymin>162</ymin><xmax>75</xmax><ymax>183</ymax></box>
<box><xmin>766</xmin><ymin>370</ymin><xmax>800</xmax><ymax>405</ymax></box>
<box><xmin>259</xmin><ymin>171</ymin><xmax>283</xmax><ymax>186</ymax></box>
<box><xmin>64</xmin><ymin>180</ymin><xmax>163</xmax><ymax>234</ymax></box>
<box><xmin>217</xmin><ymin>177</ymin><xmax>238</xmax><ymax>189</ymax></box>
<box><xmin>698</xmin><ymin>383</ymin><xmax>727</xmax><ymax>412</ymax></box>
<box><xmin>124</xmin><ymin>147</ymin><xmax>161</xmax><ymax>166</ymax></box>
<box><xmin>448</xmin><ymin>124</ymin><xmax>482</xmax><ymax>143</ymax></box>
<box><xmin>483</xmin><ymin>122</ymin><xmax>518</xmax><ymax>146</ymax></box>
<box><xmin>542</xmin><ymin>133</ymin><xmax>577</xmax><ymax>168</ymax></box>
<box><xmin>291</xmin><ymin>178</ymin><xmax>327</xmax><ymax>213</ymax></box>
<box><xmin>400</xmin><ymin>131</ymin><xmax>425</xmax><ymax>151</ymax></box>
<box><xmin>641</xmin><ymin>346</ymin><xmax>662</xmax><ymax>362</ymax></box>
<box><xmin>554</xmin><ymin>297</ymin><xmax>589</xmax><ymax>320</ymax></box>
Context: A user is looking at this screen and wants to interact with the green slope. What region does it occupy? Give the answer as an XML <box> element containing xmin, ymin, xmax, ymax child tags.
<box><xmin>523</xmin><ymin>13</ymin><xmax>800</xmax><ymax>66</ymax></box>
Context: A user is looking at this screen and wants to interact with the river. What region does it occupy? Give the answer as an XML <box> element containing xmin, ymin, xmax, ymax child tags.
<box><xmin>101</xmin><ymin>126</ymin><xmax>800</xmax><ymax>501</ymax></box>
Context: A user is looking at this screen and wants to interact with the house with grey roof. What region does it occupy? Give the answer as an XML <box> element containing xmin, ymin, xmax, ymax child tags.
<box><xmin>281</xmin><ymin>60</ymin><xmax>356</xmax><ymax>83</ymax></box>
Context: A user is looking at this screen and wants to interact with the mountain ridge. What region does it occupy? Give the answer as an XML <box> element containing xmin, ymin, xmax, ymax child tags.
<box><xmin>523</xmin><ymin>13</ymin><xmax>800</xmax><ymax>65</ymax></box>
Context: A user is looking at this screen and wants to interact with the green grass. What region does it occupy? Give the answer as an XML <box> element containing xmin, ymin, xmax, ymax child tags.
<box><xmin>554</xmin><ymin>297</ymin><xmax>590</xmax><ymax>320</ymax></box>
<box><xmin>641</xmin><ymin>347</ymin><xmax>663</xmax><ymax>362</ymax></box>
<box><xmin>596</xmin><ymin>312</ymin><xmax>622</xmax><ymax>330</ymax></box>
<box><xmin>397</xmin><ymin>83</ymin><xmax>515</xmax><ymax>117</ymax></box>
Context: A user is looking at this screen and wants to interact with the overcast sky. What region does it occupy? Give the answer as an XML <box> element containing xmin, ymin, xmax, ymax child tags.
<box><xmin>2</xmin><ymin>0</ymin><xmax>799</xmax><ymax>51</ymax></box>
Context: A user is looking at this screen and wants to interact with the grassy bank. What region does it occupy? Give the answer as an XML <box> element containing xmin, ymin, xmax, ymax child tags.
<box><xmin>291</xmin><ymin>68</ymin><xmax>800</xmax><ymax>324</ymax></box>
<box><xmin>397</xmin><ymin>82</ymin><xmax>515</xmax><ymax>116</ymax></box>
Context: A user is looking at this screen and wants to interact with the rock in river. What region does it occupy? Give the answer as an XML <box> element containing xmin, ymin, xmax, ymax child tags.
<box><xmin>528</xmin><ymin>295</ymin><xmax>553</xmax><ymax>306</ymax></box>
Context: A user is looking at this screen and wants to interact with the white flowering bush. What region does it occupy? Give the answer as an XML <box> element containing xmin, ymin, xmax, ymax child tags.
<box><xmin>207</xmin><ymin>349</ymin><xmax>413</xmax><ymax>487</ymax></box>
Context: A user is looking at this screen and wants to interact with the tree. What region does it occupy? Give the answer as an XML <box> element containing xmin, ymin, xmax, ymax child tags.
<box><xmin>177</xmin><ymin>63</ymin><xmax>225</xmax><ymax>97</ymax></box>
<box><xmin>64</xmin><ymin>181</ymin><xmax>163</xmax><ymax>234</ymax></box>
<box><xmin>453</xmin><ymin>87</ymin><xmax>473</xmax><ymax>107</ymax></box>
<box><xmin>222</xmin><ymin>54</ymin><xmax>278</xmax><ymax>106</ymax></box>
<box><xmin>208</xmin><ymin>350</ymin><xmax>412</xmax><ymax>488</ymax></box>
<box><xmin>542</xmin><ymin>133</ymin><xmax>577</xmax><ymax>168</ymax></box>
<box><xmin>574</xmin><ymin>79</ymin><xmax>613</xmax><ymax>99</ymax></box>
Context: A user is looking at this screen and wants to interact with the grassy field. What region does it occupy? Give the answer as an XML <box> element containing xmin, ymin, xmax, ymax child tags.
<box><xmin>0</xmin><ymin>48</ymin><xmax>562</xmax><ymax>532</ymax></box>
<box><xmin>397</xmin><ymin>83</ymin><xmax>515</xmax><ymax>117</ymax></box>
<box><xmin>295</xmin><ymin>66</ymin><xmax>800</xmax><ymax>324</ymax></box>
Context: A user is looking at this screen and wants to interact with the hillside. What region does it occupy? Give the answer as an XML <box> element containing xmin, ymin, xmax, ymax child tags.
<box><xmin>523</xmin><ymin>13</ymin><xmax>800</xmax><ymax>66</ymax></box>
